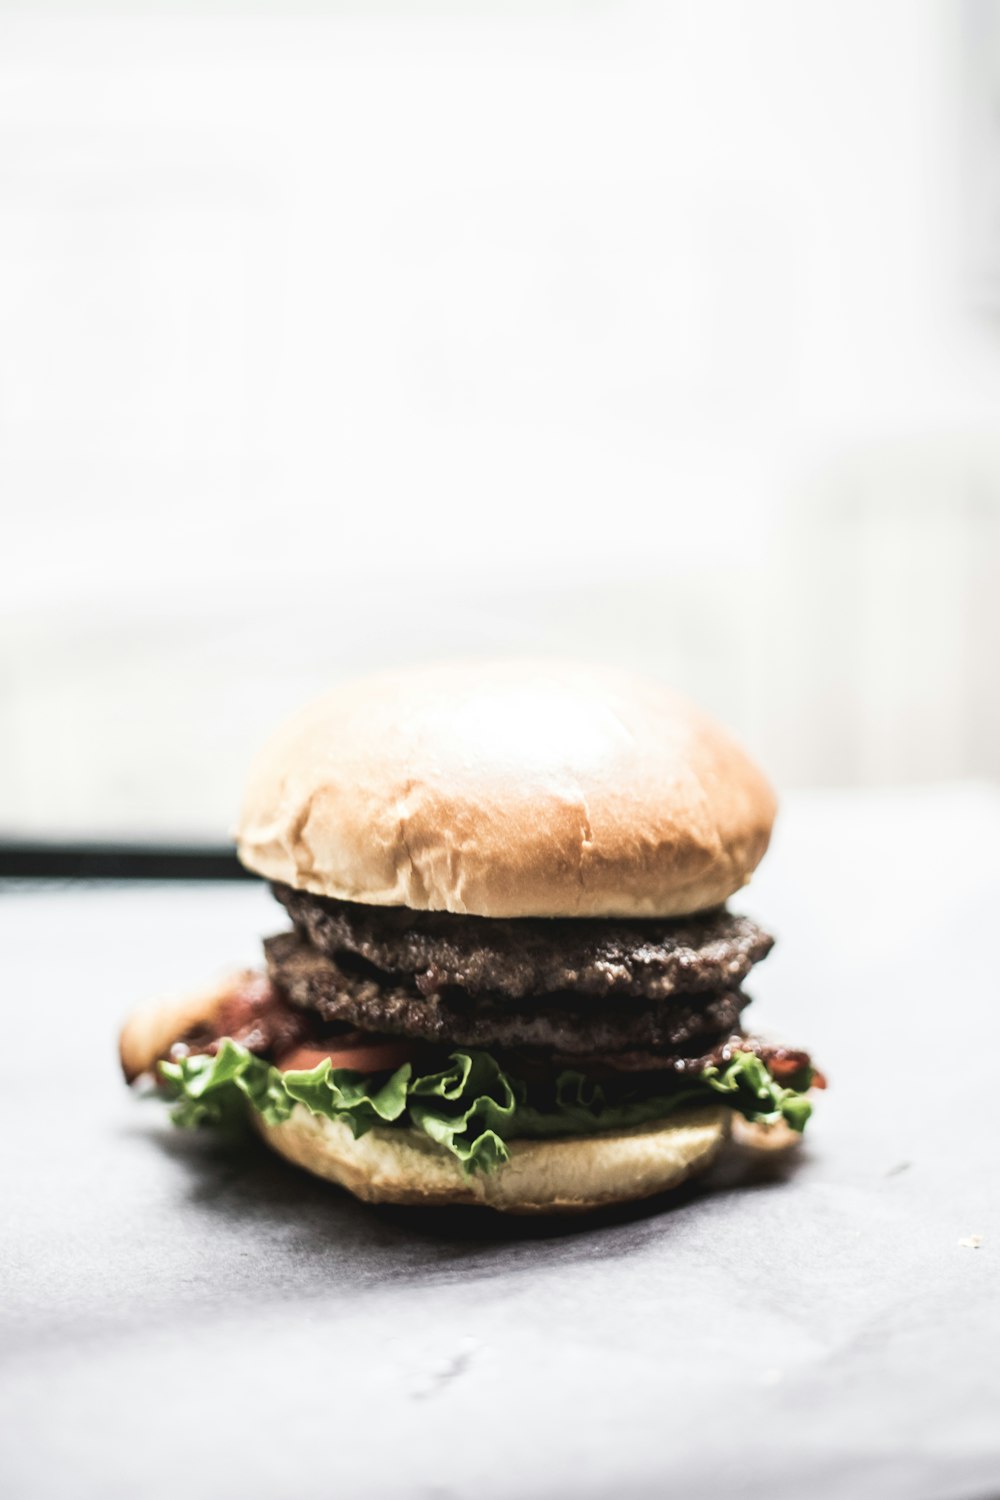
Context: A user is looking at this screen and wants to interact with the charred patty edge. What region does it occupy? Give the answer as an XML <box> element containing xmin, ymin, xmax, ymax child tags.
<box><xmin>272</xmin><ymin>883</ymin><xmax>774</xmax><ymax>1002</ymax></box>
<box><xmin>264</xmin><ymin>930</ymin><xmax>752</xmax><ymax>1057</ymax></box>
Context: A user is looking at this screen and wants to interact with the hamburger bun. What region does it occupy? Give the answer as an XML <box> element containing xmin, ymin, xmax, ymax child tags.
<box><xmin>256</xmin><ymin>1104</ymin><xmax>730</xmax><ymax>1214</ymax></box>
<box><xmin>236</xmin><ymin>660</ymin><xmax>775</xmax><ymax>919</ymax></box>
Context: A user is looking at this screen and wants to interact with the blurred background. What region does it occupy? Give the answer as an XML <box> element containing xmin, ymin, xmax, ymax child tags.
<box><xmin>2</xmin><ymin>0</ymin><xmax>1000</xmax><ymax>847</ymax></box>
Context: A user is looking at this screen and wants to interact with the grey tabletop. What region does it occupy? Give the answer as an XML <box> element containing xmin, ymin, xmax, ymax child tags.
<box><xmin>2</xmin><ymin>788</ymin><xmax>998</xmax><ymax>1500</ymax></box>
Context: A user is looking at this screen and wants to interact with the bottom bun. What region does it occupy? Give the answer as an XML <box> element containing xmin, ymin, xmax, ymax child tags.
<box><xmin>256</xmin><ymin>1105</ymin><xmax>730</xmax><ymax>1214</ymax></box>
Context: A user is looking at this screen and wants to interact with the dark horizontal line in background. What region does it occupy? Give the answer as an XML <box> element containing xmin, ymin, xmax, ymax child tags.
<box><xmin>0</xmin><ymin>842</ymin><xmax>253</xmax><ymax>881</ymax></box>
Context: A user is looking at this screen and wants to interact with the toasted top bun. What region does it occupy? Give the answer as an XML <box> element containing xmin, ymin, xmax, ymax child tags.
<box><xmin>257</xmin><ymin>1104</ymin><xmax>730</xmax><ymax>1214</ymax></box>
<box><xmin>236</xmin><ymin>660</ymin><xmax>776</xmax><ymax>919</ymax></box>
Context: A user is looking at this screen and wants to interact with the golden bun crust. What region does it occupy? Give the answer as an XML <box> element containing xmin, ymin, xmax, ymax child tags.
<box><xmin>236</xmin><ymin>660</ymin><xmax>776</xmax><ymax>918</ymax></box>
<box><xmin>256</xmin><ymin>1105</ymin><xmax>730</xmax><ymax>1214</ymax></box>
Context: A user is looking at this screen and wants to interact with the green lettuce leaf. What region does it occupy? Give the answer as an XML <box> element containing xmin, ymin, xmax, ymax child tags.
<box><xmin>159</xmin><ymin>1039</ymin><xmax>295</xmax><ymax>1130</ymax></box>
<box><xmin>157</xmin><ymin>1043</ymin><xmax>814</xmax><ymax>1175</ymax></box>
<box><xmin>407</xmin><ymin>1052</ymin><xmax>519</xmax><ymax>1171</ymax></box>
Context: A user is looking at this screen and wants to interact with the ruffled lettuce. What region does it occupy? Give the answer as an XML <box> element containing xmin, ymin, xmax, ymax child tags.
<box><xmin>158</xmin><ymin>1042</ymin><xmax>814</xmax><ymax>1175</ymax></box>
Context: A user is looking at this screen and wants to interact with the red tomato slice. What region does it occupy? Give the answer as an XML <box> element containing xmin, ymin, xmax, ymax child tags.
<box><xmin>277</xmin><ymin>1039</ymin><xmax>415</xmax><ymax>1075</ymax></box>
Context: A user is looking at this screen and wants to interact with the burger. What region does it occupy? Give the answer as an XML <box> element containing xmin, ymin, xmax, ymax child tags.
<box><xmin>120</xmin><ymin>660</ymin><xmax>822</xmax><ymax>1214</ymax></box>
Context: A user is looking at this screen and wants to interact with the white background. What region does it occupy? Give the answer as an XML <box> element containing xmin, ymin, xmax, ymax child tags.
<box><xmin>2</xmin><ymin>0</ymin><xmax>1000</xmax><ymax>839</ymax></box>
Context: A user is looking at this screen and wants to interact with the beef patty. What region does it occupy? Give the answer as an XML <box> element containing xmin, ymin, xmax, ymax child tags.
<box><xmin>272</xmin><ymin>883</ymin><xmax>773</xmax><ymax>1002</ymax></box>
<box><xmin>264</xmin><ymin>930</ymin><xmax>750</xmax><ymax>1057</ymax></box>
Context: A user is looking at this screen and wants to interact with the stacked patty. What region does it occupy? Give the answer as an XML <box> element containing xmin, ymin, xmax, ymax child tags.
<box><xmin>265</xmin><ymin>882</ymin><xmax>786</xmax><ymax>1076</ymax></box>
